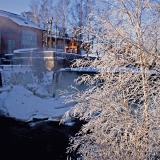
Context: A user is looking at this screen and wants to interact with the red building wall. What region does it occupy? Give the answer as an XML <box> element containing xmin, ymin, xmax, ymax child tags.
<box><xmin>21</xmin><ymin>26</ymin><xmax>43</xmax><ymax>50</ymax></box>
<box><xmin>0</xmin><ymin>16</ymin><xmax>43</xmax><ymax>56</ymax></box>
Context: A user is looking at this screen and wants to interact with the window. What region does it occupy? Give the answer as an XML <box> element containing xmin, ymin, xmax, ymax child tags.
<box><xmin>21</xmin><ymin>30</ymin><xmax>37</xmax><ymax>48</ymax></box>
<box><xmin>5</xmin><ymin>40</ymin><xmax>15</xmax><ymax>54</ymax></box>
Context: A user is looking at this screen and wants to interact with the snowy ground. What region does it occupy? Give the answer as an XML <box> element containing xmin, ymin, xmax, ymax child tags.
<box><xmin>0</xmin><ymin>85</ymin><xmax>74</xmax><ymax>123</ymax></box>
<box><xmin>0</xmin><ymin>65</ymin><xmax>75</xmax><ymax>125</ymax></box>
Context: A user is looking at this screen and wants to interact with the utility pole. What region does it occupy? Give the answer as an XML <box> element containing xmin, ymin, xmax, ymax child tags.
<box><xmin>63</xmin><ymin>27</ymin><xmax>66</xmax><ymax>52</ymax></box>
<box><xmin>50</xmin><ymin>17</ymin><xmax>53</xmax><ymax>49</ymax></box>
<box><xmin>55</xmin><ymin>24</ymin><xmax>57</xmax><ymax>51</ymax></box>
<box><xmin>46</xmin><ymin>21</ymin><xmax>49</xmax><ymax>50</ymax></box>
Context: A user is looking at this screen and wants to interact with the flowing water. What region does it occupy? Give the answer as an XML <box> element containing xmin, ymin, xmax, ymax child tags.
<box><xmin>0</xmin><ymin>116</ymin><xmax>82</xmax><ymax>160</ymax></box>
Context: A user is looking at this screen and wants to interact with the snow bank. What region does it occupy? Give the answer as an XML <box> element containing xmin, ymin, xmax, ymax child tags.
<box><xmin>0</xmin><ymin>66</ymin><xmax>54</xmax><ymax>95</ymax></box>
<box><xmin>0</xmin><ymin>66</ymin><xmax>76</xmax><ymax>122</ymax></box>
<box><xmin>0</xmin><ymin>85</ymin><xmax>74</xmax><ymax>122</ymax></box>
<box><xmin>0</xmin><ymin>86</ymin><xmax>11</xmax><ymax>93</ymax></box>
<box><xmin>0</xmin><ymin>65</ymin><xmax>93</xmax><ymax>123</ymax></box>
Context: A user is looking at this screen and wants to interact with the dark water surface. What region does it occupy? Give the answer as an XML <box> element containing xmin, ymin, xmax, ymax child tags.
<box><xmin>0</xmin><ymin>116</ymin><xmax>82</xmax><ymax>160</ymax></box>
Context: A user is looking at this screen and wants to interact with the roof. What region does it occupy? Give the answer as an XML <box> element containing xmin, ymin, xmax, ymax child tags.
<box><xmin>44</xmin><ymin>33</ymin><xmax>82</xmax><ymax>41</ymax></box>
<box><xmin>0</xmin><ymin>10</ymin><xmax>42</xmax><ymax>30</ymax></box>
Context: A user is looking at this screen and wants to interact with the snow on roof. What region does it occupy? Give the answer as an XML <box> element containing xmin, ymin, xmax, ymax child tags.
<box><xmin>59</xmin><ymin>67</ymin><xmax>159</xmax><ymax>74</ymax></box>
<box><xmin>60</xmin><ymin>67</ymin><xmax>99</xmax><ymax>73</ymax></box>
<box><xmin>13</xmin><ymin>48</ymin><xmax>39</xmax><ymax>53</ymax></box>
<box><xmin>0</xmin><ymin>10</ymin><xmax>42</xmax><ymax>30</ymax></box>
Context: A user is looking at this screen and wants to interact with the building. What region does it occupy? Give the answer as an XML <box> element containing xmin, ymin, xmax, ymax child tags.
<box><xmin>44</xmin><ymin>34</ymin><xmax>82</xmax><ymax>54</ymax></box>
<box><xmin>65</xmin><ymin>37</ymin><xmax>80</xmax><ymax>54</ymax></box>
<box><xmin>0</xmin><ymin>10</ymin><xmax>43</xmax><ymax>57</ymax></box>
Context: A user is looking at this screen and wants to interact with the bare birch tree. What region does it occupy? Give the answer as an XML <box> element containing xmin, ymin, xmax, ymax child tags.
<box><xmin>52</xmin><ymin>5</ymin><xmax>60</xmax><ymax>50</ymax></box>
<box><xmin>21</xmin><ymin>0</ymin><xmax>53</xmax><ymax>28</ymax></box>
<box><xmin>21</xmin><ymin>0</ymin><xmax>41</xmax><ymax>26</ymax></box>
<box><xmin>69</xmin><ymin>0</ymin><xmax>95</xmax><ymax>41</ymax></box>
<box><xmin>56</xmin><ymin>0</ymin><xmax>70</xmax><ymax>48</ymax></box>
<box><xmin>62</xmin><ymin>0</ymin><xmax>160</xmax><ymax>159</ymax></box>
<box><xmin>39</xmin><ymin>0</ymin><xmax>53</xmax><ymax>24</ymax></box>
<box><xmin>57</xmin><ymin>0</ymin><xmax>70</xmax><ymax>34</ymax></box>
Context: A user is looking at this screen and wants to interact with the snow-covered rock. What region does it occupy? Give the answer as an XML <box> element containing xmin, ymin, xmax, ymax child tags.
<box><xmin>35</xmin><ymin>87</ymin><xmax>51</xmax><ymax>98</ymax></box>
<box><xmin>26</xmin><ymin>83</ymin><xmax>40</xmax><ymax>94</ymax></box>
<box><xmin>61</xmin><ymin>116</ymin><xmax>75</xmax><ymax>126</ymax></box>
<box><xmin>0</xmin><ymin>91</ymin><xmax>8</xmax><ymax>114</ymax></box>
<box><xmin>0</xmin><ymin>86</ymin><xmax>11</xmax><ymax>93</ymax></box>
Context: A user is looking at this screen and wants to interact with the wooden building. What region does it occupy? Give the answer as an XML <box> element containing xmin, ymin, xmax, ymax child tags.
<box><xmin>65</xmin><ymin>37</ymin><xmax>79</xmax><ymax>54</ymax></box>
<box><xmin>45</xmin><ymin>34</ymin><xmax>82</xmax><ymax>54</ymax></box>
<box><xmin>0</xmin><ymin>10</ymin><xmax>43</xmax><ymax>56</ymax></box>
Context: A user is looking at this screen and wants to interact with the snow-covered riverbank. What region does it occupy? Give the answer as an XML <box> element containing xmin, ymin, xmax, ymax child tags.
<box><xmin>0</xmin><ymin>65</ymin><xmax>76</xmax><ymax>123</ymax></box>
<box><xmin>0</xmin><ymin>84</ymin><xmax>74</xmax><ymax>122</ymax></box>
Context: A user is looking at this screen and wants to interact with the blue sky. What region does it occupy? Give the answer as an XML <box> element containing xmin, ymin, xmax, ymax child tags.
<box><xmin>0</xmin><ymin>0</ymin><xmax>59</xmax><ymax>15</ymax></box>
<box><xmin>0</xmin><ymin>0</ymin><xmax>32</xmax><ymax>14</ymax></box>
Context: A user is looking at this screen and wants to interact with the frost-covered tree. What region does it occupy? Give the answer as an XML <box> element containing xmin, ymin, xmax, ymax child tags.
<box><xmin>52</xmin><ymin>5</ymin><xmax>60</xmax><ymax>49</ymax></box>
<box><xmin>39</xmin><ymin>0</ymin><xmax>53</xmax><ymax>24</ymax></box>
<box><xmin>69</xmin><ymin>0</ymin><xmax>95</xmax><ymax>40</ymax></box>
<box><xmin>56</xmin><ymin>0</ymin><xmax>70</xmax><ymax>36</ymax></box>
<box><xmin>21</xmin><ymin>0</ymin><xmax>40</xmax><ymax>26</ymax></box>
<box><xmin>62</xmin><ymin>0</ymin><xmax>160</xmax><ymax>159</ymax></box>
<box><xmin>21</xmin><ymin>0</ymin><xmax>53</xmax><ymax>28</ymax></box>
<box><xmin>55</xmin><ymin>0</ymin><xmax>70</xmax><ymax>49</ymax></box>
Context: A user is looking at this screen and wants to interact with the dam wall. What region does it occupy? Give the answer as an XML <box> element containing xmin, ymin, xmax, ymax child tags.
<box><xmin>0</xmin><ymin>65</ymin><xmax>97</xmax><ymax>98</ymax></box>
<box><xmin>0</xmin><ymin>50</ymin><xmax>96</xmax><ymax>97</ymax></box>
<box><xmin>12</xmin><ymin>51</ymin><xmax>81</xmax><ymax>72</ymax></box>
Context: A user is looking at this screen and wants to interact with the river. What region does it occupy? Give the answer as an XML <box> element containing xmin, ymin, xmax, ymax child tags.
<box><xmin>0</xmin><ymin>116</ymin><xmax>82</xmax><ymax>160</ymax></box>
